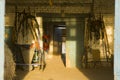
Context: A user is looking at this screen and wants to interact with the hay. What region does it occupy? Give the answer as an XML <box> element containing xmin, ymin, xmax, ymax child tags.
<box><xmin>4</xmin><ymin>43</ymin><xmax>16</xmax><ymax>80</ymax></box>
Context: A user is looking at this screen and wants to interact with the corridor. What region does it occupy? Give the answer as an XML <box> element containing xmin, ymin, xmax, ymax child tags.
<box><xmin>15</xmin><ymin>55</ymin><xmax>113</xmax><ymax>80</ymax></box>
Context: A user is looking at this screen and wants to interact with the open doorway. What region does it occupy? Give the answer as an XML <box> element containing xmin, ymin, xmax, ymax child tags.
<box><xmin>53</xmin><ymin>24</ymin><xmax>66</xmax><ymax>66</ymax></box>
<box><xmin>42</xmin><ymin>21</ymin><xmax>67</xmax><ymax>66</ymax></box>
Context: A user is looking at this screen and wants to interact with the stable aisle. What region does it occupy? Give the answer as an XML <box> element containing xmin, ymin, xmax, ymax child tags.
<box><xmin>15</xmin><ymin>55</ymin><xmax>113</xmax><ymax>80</ymax></box>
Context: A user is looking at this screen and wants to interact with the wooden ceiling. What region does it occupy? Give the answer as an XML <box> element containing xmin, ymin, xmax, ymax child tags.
<box><xmin>6</xmin><ymin>0</ymin><xmax>93</xmax><ymax>6</ymax></box>
<box><xmin>5</xmin><ymin>0</ymin><xmax>114</xmax><ymax>15</ymax></box>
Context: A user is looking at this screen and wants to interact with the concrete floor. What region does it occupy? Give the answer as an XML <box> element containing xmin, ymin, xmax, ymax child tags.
<box><xmin>15</xmin><ymin>55</ymin><xmax>114</xmax><ymax>80</ymax></box>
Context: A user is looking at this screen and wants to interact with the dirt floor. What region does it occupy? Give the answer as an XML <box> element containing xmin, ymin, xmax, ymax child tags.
<box><xmin>15</xmin><ymin>55</ymin><xmax>114</xmax><ymax>80</ymax></box>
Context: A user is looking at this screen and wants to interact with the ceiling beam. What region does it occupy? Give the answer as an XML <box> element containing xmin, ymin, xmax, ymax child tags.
<box><xmin>6</xmin><ymin>2</ymin><xmax>92</xmax><ymax>7</ymax></box>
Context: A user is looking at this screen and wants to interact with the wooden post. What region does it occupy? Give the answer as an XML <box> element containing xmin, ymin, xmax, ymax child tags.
<box><xmin>114</xmin><ymin>0</ymin><xmax>120</xmax><ymax>79</ymax></box>
<box><xmin>0</xmin><ymin>0</ymin><xmax>5</xmax><ymax>80</ymax></box>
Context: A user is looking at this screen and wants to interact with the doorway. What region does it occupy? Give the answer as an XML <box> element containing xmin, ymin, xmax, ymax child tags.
<box><xmin>53</xmin><ymin>23</ymin><xmax>66</xmax><ymax>66</ymax></box>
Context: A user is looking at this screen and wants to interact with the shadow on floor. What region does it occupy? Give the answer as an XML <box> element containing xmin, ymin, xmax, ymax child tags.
<box><xmin>14</xmin><ymin>55</ymin><xmax>114</xmax><ymax>80</ymax></box>
<box><xmin>14</xmin><ymin>69</ymin><xmax>29</xmax><ymax>80</ymax></box>
<box><xmin>79</xmin><ymin>67</ymin><xmax>114</xmax><ymax>80</ymax></box>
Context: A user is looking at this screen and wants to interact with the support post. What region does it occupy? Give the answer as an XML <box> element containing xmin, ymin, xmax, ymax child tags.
<box><xmin>114</xmin><ymin>0</ymin><xmax>120</xmax><ymax>79</ymax></box>
<box><xmin>0</xmin><ymin>0</ymin><xmax>5</xmax><ymax>80</ymax></box>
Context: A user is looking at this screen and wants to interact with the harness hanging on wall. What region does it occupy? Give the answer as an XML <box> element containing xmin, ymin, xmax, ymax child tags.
<box><xmin>13</xmin><ymin>6</ymin><xmax>40</xmax><ymax>43</ymax></box>
<box><xmin>87</xmin><ymin>14</ymin><xmax>104</xmax><ymax>42</ymax></box>
<box><xmin>83</xmin><ymin>0</ymin><xmax>112</xmax><ymax>68</ymax></box>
